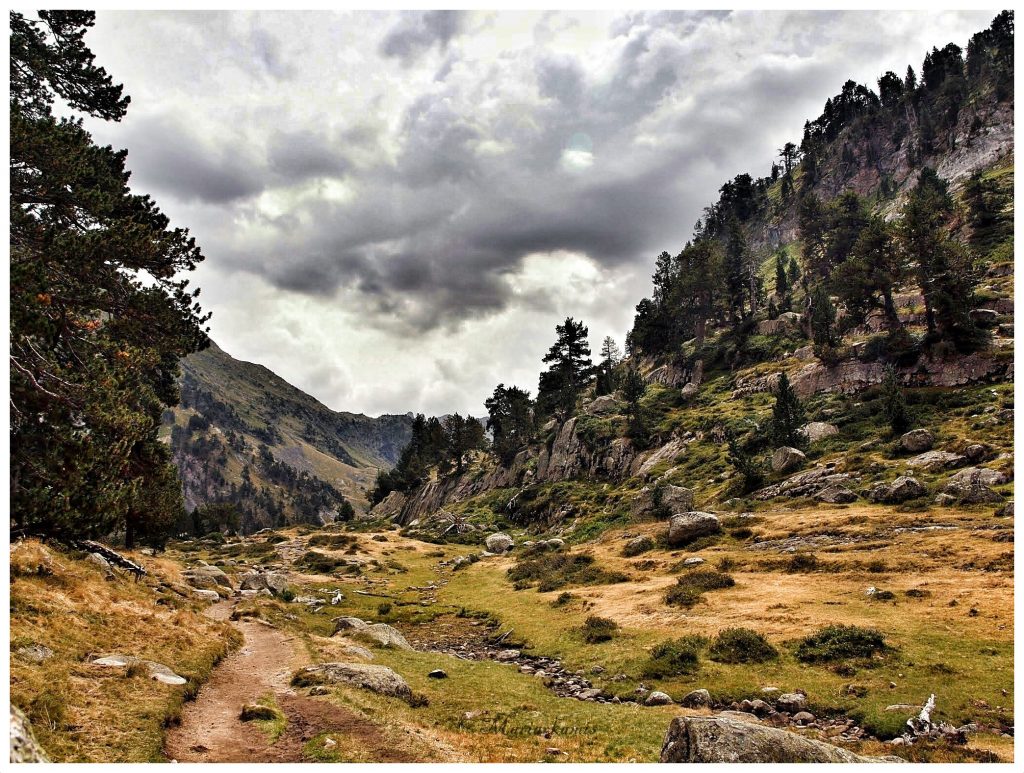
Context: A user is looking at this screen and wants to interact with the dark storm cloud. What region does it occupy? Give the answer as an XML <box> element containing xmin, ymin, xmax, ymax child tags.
<box><xmin>267</xmin><ymin>129</ymin><xmax>351</xmax><ymax>181</ymax></box>
<box><xmin>379</xmin><ymin>10</ymin><xmax>467</xmax><ymax>66</ymax></box>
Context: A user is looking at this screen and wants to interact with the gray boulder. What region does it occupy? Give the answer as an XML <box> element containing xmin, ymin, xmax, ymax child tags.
<box><xmin>645</xmin><ymin>691</ymin><xmax>674</xmax><ymax>706</ymax></box>
<box><xmin>868</xmin><ymin>476</ymin><xmax>926</xmax><ymax>504</ymax></box>
<box><xmin>183</xmin><ymin>564</ymin><xmax>233</xmax><ymax>590</ymax></box>
<box><xmin>905</xmin><ymin>451</ymin><xmax>967</xmax><ymax>472</ymax></box>
<box><xmin>800</xmin><ymin>422</ymin><xmax>839</xmax><ymax>444</ymax></box>
<box><xmin>775</xmin><ymin>692</ymin><xmax>808</xmax><ymax>713</ymax></box>
<box><xmin>680</xmin><ymin>688</ymin><xmax>712</xmax><ymax>708</ymax></box>
<box><xmin>293</xmin><ymin>662</ymin><xmax>413</xmax><ymax>701</ymax></box>
<box><xmin>484</xmin><ymin>533</ymin><xmax>514</xmax><ymax>553</ymax></box>
<box><xmin>814</xmin><ymin>485</ymin><xmax>857</xmax><ymax>504</ymax></box>
<box><xmin>330</xmin><ymin>617</ymin><xmax>413</xmax><ymax>650</ymax></box>
<box><xmin>659</xmin><ymin>716</ymin><xmax>904</xmax><ymax>763</ymax></box>
<box><xmin>898</xmin><ymin>429</ymin><xmax>935</xmax><ymax>453</ymax></box>
<box><xmin>941</xmin><ymin>469</ymin><xmax>1005</xmax><ymax>504</ymax></box>
<box><xmin>191</xmin><ymin>588</ymin><xmax>222</xmax><ymax>603</ymax></box>
<box><xmin>90</xmin><ymin>654</ymin><xmax>187</xmax><ymax>685</ymax></box>
<box><xmin>238</xmin><ymin>571</ymin><xmax>289</xmax><ymax>597</ymax></box>
<box><xmin>771</xmin><ymin>447</ymin><xmax>806</xmax><ymax>474</ymax></box>
<box><xmin>10</xmin><ymin>705</ymin><xmax>49</xmax><ymax>763</ymax></box>
<box><xmin>667</xmin><ymin>512</ymin><xmax>721</xmax><ymax>547</ymax></box>
<box><xmin>945</xmin><ymin>466</ymin><xmax>1008</xmax><ymax>488</ymax></box>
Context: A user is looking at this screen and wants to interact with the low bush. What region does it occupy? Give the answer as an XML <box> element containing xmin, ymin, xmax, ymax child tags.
<box><xmin>307</xmin><ymin>533</ymin><xmax>355</xmax><ymax>549</ymax></box>
<box><xmin>796</xmin><ymin>625</ymin><xmax>890</xmax><ymax>663</ymax></box>
<box><xmin>708</xmin><ymin>627</ymin><xmax>778</xmax><ymax>664</ymax></box>
<box><xmin>507</xmin><ymin>552</ymin><xmax>628</xmax><ymax>592</ymax></box>
<box><xmin>665</xmin><ymin>569</ymin><xmax>735</xmax><ymax>607</ymax></box>
<box><xmin>641</xmin><ymin>635</ymin><xmax>707</xmax><ymax>678</ymax></box>
<box><xmin>297</xmin><ymin>550</ymin><xmax>350</xmax><ymax>574</ymax></box>
<box><xmin>580</xmin><ymin>615</ymin><xmax>618</xmax><ymax>643</ymax></box>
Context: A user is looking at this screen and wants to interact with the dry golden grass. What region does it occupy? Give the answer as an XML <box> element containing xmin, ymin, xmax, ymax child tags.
<box><xmin>10</xmin><ymin>539</ymin><xmax>240</xmax><ymax>762</ymax></box>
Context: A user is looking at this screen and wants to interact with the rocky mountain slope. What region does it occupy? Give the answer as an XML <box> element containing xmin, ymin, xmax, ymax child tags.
<box><xmin>162</xmin><ymin>342</ymin><xmax>412</xmax><ymax>530</ymax></box>
<box><xmin>372</xmin><ymin>15</ymin><xmax>1014</xmax><ymax>539</ymax></box>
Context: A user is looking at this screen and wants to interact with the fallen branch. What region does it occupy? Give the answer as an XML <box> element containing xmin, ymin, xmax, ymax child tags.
<box><xmin>77</xmin><ymin>540</ymin><xmax>146</xmax><ymax>580</ymax></box>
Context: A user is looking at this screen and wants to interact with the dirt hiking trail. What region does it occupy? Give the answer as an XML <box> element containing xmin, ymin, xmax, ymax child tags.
<box><xmin>164</xmin><ymin>600</ymin><xmax>418</xmax><ymax>763</ymax></box>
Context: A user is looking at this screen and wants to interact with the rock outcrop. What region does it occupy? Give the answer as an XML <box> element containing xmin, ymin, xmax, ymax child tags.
<box><xmin>659</xmin><ymin>716</ymin><xmax>904</xmax><ymax>763</ymax></box>
<box><xmin>771</xmin><ymin>447</ymin><xmax>806</xmax><ymax>473</ymax></box>
<box><xmin>331</xmin><ymin>617</ymin><xmax>413</xmax><ymax>650</ymax></box>
<box><xmin>631</xmin><ymin>484</ymin><xmax>694</xmax><ymax>519</ymax></box>
<box><xmin>898</xmin><ymin>429</ymin><xmax>935</xmax><ymax>453</ymax></box>
<box><xmin>868</xmin><ymin>476</ymin><xmax>926</xmax><ymax>504</ymax></box>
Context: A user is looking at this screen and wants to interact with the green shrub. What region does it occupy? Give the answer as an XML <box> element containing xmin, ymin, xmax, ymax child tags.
<box><xmin>580</xmin><ymin>615</ymin><xmax>618</xmax><ymax>643</ymax></box>
<box><xmin>507</xmin><ymin>552</ymin><xmax>628</xmax><ymax>592</ymax></box>
<box><xmin>551</xmin><ymin>591</ymin><xmax>576</xmax><ymax>607</ymax></box>
<box><xmin>308</xmin><ymin>533</ymin><xmax>355</xmax><ymax>549</ymax></box>
<box><xmin>641</xmin><ymin>636</ymin><xmax>707</xmax><ymax>678</ymax></box>
<box><xmin>796</xmin><ymin>625</ymin><xmax>889</xmax><ymax>663</ymax></box>
<box><xmin>786</xmin><ymin>552</ymin><xmax>819</xmax><ymax>573</ymax></box>
<box><xmin>708</xmin><ymin>627</ymin><xmax>778</xmax><ymax>664</ymax></box>
<box><xmin>297</xmin><ymin>550</ymin><xmax>349</xmax><ymax>574</ymax></box>
<box><xmin>665</xmin><ymin>569</ymin><xmax>735</xmax><ymax>607</ymax></box>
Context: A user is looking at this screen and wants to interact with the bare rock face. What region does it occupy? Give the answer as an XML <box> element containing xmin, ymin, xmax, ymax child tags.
<box><xmin>898</xmin><ymin>429</ymin><xmax>935</xmax><ymax>454</ymax></box>
<box><xmin>905</xmin><ymin>451</ymin><xmax>967</xmax><ymax>472</ymax></box>
<box><xmin>756</xmin><ymin>312</ymin><xmax>802</xmax><ymax>336</ymax></box>
<box><xmin>868</xmin><ymin>476</ymin><xmax>926</xmax><ymax>504</ymax></box>
<box><xmin>945</xmin><ymin>466</ymin><xmax>1009</xmax><ymax>488</ymax></box>
<box><xmin>368</xmin><ymin>490</ymin><xmax>406</xmax><ymax>521</ymax></box>
<box><xmin>10</xmin><ymin>705</ymin><xmax>49</xmax><ymax>763</ymax></box>
<box><xmin>800</xmin><ymin>422</ymin><xmax>839</xmax><ymax>444</ymax></box>
<box><xmin>659</xmin><ymin>716</ymin><xmax>904</xmax><ymax>763</ymax></box>
<box><xmin>631</xmin><ymin>484</ymin><xmax>694</xmax><ymax>519</ymax></box>
<box><xmin>292</xmin><ymin>662</ymin><xmax>413</xmax><ymax>701</ymax></box>
<box><xmin>585</xmin><ymin>395</ymin><xmax>621</xmax><ymax>415</ymax></box>
<box><xmin>771</xmin><ymin>446</ymin><xmax>806</xmax><ymax>473</ymax></box>
<box><xmin>667</xmin><ymin>512</ymin><xmax>721</xmax><ymax>546</ymax></box>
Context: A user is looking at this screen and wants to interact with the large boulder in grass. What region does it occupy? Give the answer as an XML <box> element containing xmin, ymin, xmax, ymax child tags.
<box><xmin>667</xmin><ymin>512</ymin><xmax>720</xmax><ymax>546</ymax></box>
<box><xmin>868</xmin><ymin>476</ymin><xmax>926</xmax><ymax>504</ymax></box>
<box><xmin>330</xmin><ymin>617</ymin><xmax>413</xmax><ymax>650</ymax></box>
<box><xmin>292</xmin><ymin>662</ymin><xmax>412</xmax><ymax>701</ymax></box>
<box><xmin>484</xmin><ymin>533</ymin><xmax>514</xmax><ymax>553</ymax></box>
<box><xmin>183</xmin><ymin>564</ymin><xmax>233</xmax><ymax>590</ymax></box>
<box><xmin>585</xmin><ymin>395</ymin><xmax>621</xmax><ymax>415</ymax></box>
<box><xmin>898</xmin><ymin>429</ymin><xmax>935</xmax><ymax>453</ymax></box>
<box><xmin>771</xmin><ymin>447</ymin><xmax>806</xmax><ymax>474</ymax></box>
<box><xmin>659</xmin><ymin>716</ymin><xmax>904</xmax><ymax>763</ymax></box>
<box><xmin>799</xmin><ymin>422</ymin><xmax>839</xmax><ymax>444</ymax></box>
<box><xmin>941</xmin><ymin>468</ymin><xmax>1006</xmax><ymax>504</ymax></box>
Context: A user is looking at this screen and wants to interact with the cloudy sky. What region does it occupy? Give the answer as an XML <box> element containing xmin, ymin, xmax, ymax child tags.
<box><xmin>81</xmin><ymin>9</ymin><xmax>995</xmax><ymax>418</ymax></box>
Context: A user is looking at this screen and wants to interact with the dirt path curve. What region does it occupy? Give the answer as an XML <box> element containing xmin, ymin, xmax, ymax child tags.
<box><xmin>164</xmin><ymin>600</ymin><xmax>418</xmax><ymax>762</ymax></box>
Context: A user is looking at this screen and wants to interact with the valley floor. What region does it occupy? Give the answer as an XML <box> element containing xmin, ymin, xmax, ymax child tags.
<box><xmin>9</xmin><ymin>500</ymin><xmax>1015</xmax><ymax>762</ymax></box>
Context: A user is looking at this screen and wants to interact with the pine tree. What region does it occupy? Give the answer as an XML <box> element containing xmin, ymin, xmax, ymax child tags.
<box><xmin>595</xmin><ymin>336</ymin><xmax>622</xmax><ymax>396</ymax></box>
<box><xmin>880</xmin><ymin>365</ymin><xmax>910</xmax><ymax>435</ymax></box>
<box><xmin>768</xmin><ymin>373</ymin><xmax>807</xmax><ymax>448</ymax></box>
<box><xmin>538</xmin><ymin>317</ymin><xmax>594</xmax><ymax>417</ymax></box>
<box><xmin>809</xmin><ymin>284</ymin><xmax>839</xmax><ymax>357</ymax></box>
<box><xmin>10</xmin><ymin>12</ymin><xmax>209</xmax><ymax>542</ymax></box>
<box><xmin>485</xmin><ymin>384</ymin><xmax>535</xmax><ymax>464</ymax></box>
<box><xmin>774</xmin><ymin>251</ymin><xmax>789</xmax><ymax>298</ymax></box>
<box><xmin>727</xmin><ymin>430</ymin><xmax>764</xmax><ymax>494</ymax></box>
<box><xmin>621</xmin><ymin>368</ymin><xmax>648</xmax><ymax>443</ymax></box>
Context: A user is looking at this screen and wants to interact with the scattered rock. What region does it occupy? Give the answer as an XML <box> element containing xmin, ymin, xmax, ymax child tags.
<box><xmin>293</xmin><ymin>663</ymin><xmax>413</xmax><ymax>701</ymax></box>
<box><xmin>330</xmin><ymin>617</ymin><xmax>413</xmax><ymax>650</ymax></box>
<box><xmin>645</xmin><ymin>691</ymin><xmax>674</xmax><ymax>706</ymax></box>
<box><xmin>10</xmin><ymin>705</ymin><xmax>49</xmax><ymax>763</ymax></box>
<box><xmin>323</xmin><ymin>737</ymin><xmax>337</xmax><ymax>750</ymax></box>
<box><xmin>941</xmin><ymin>468</ymin><xmax>1006</xmax><ymax>504</ymax></box>
<box><xmin>428</xmin><ymin>669</ymin><xmax>448</xmax><ymax>679</ymax></box>
<box><xmin>944</xmin><ymin>466</ymin><xmax>1009</xmax><ymax>487</ymax></box>
<box><xmin>191</xmin><ymin>588</ymin><xmax>221</xmax><ymax>603</ymax></box>
<box><xmin>623</xmin><ymin>536</ymin><xmax>655</xmax><ymax>557</ymax></box>
<box><xmin>667</xmin><ymin>512</ymin><xmax>721</xmax><ymax>546</ymax></box>
<box><xmin>905</xmin><ymin>451</ymin><xmax>967</xmax><ymax>472</ymax></box>
<box><xmin>484</xmin><ymin>533</ymin><xmax>514</xmax><ymax>553</ymax></box>
<box><xmin>681</xmin><ymin>557</ymin><xmax>705</xmax><ymax>567</ymax></box>
<box><xmin>800</xmin><ymin>422</ymin><xmax>839</xmax><ymax>444</ymax></box>
<box><xmin>659</xmin><ymin>716</ymin><xmax>903</xmax><ymax>763</ymax></box>
<box><xmin>775</xmin><ymin>692</ymin><xmax>808</xmax><ymax>713</ymax></box>
<box><xmin>969</xmin><ymin>308</ymin><xmax>999</xmax><ymax>327</ymax></box>
<box><xmin>85</xmin><ymin>552</ymin><xmax>112</xmax><ymax>572</ymax></box>
<box><xmin>792</xmin><ymin>711</ymin><xmax>816</xmax><ymax>724</ymax></box>
<box><xmin>240</xmin><ymin>703</ymin><xmax>281</xmax><ymax>722</ymax></box>
<box><xmin>90</xmin><ymin>654</ymin><xmax>187</xmax><ymax>685</ymax></box>
<box><xmin>15</xmin><ymin>644</ymin><xmax>53</xmax><ymax>664</ymax></box>
<box><xmin>994</xmin><ymin>500</ymin><xmax>1013</xmax><ymax>517</ymax></box>
<box><xmin>963</xmin><ymin>444</ymin><xmax>988</xmax><ymax>463</ymax></box>
<box><xmin>815</xmin><ymin>485</ymin><xmax>857</xmax><ymax>504</ymax></box>
<box><xmin>771</xmin><ymin>447</ymin><xmax>806</xmax><ymax>474</ymax></box>
<box><xmin>898</xmin><ymin>429</ymin><xmax>935</xmax><ymax>453</ymax></box>
<box><xmin>496</xmin><ymin>649</ymin><xmax>521</xmax><ymax>662</ymax></box>
<box><xmin>681</xmin><ymin>689</ymin><xmax>712</xmax><ymax>708</ymax></box>
<box><xmin>868</xmin><ymin>476</ymin><xmax>926</xmax><ymax>504</ymax></box>
<box><xmin>754</xmin><ymin>465</ymin><xmax>856</xmax><ymax>501</ymax></box>
<box><xmin>308</xmin><ymin>685</ymin><xmax>331</xmax><ymax>696</ymax></box>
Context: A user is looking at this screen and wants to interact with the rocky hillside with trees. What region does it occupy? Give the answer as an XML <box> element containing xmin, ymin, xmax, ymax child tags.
<box><xmin>163</xmin><ymin>342</ymin><xmax>413</xmax><ymax>533</ymax></box>
<box><xmin>370</xmin><ymin>12</ymin><xmax>1014</xmax><ymax>541</ymax></box>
